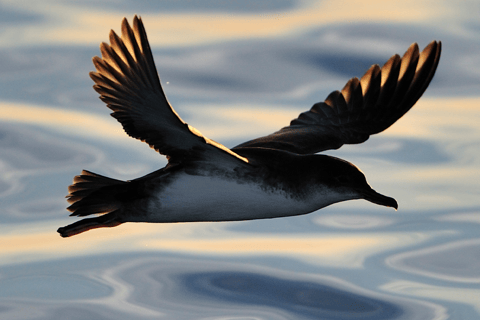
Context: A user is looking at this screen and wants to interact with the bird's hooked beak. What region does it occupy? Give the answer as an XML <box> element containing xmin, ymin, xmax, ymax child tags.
<box><xmin>361</xmin><ymin>188</ymin><xmax>398</xmax><ymax>210</ymax></box>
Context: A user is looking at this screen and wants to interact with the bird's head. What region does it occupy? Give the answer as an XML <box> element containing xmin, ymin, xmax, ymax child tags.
<box><xmin>312</xmin><ymin>155</ymin><xmax>398</xmax><ymax>210</ymax></box>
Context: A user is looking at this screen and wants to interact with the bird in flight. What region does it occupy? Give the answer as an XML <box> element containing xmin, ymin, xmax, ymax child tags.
<box><xmin>58</xmin><ymin>16</ymin><xmax>441</xmax><ymax>237</ymax></box>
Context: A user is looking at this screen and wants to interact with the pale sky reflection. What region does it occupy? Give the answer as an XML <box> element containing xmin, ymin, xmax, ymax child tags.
<box><xmin>1</xmin><ymin>221</ymin><xmax>436</xmax><ymax>269</ymax></box>
<box><xmin>379</xmin><ymin>97</ymin><xmax>480</xmax><ymax>139</ymax></box>
<box><xmin>381</xmin><ymin>281</ymin><xmax>480</xmax><ymax>314</ymax></box>
<box><xmin>1</xmin><ymin>0</ymin><xmax>451</xmax><ymax>48</ymax></box>
<box><xmin>0</xmin><ymin>102</ymin><xmax>123</xmax><ymax>140</ymax></box>
<box><xmin>182</xmin><ymin>104</ymin><xmax>297</xmax><ymax>140</ymax></box>
<box><xmin>139</xmin><ymin>233</ymin><xmax>422</xmax><ymax>268</ymax></box>
<box><xmin>386</xmin><ymin>238</ymin><xmax>480</xmax><ymax>283</ymax></box>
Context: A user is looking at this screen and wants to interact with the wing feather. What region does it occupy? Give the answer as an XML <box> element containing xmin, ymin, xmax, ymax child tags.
<box><xmin>90</xmin><ymin>16</ymin><xmax>248</xmax><ymax>164</ymax></box>
<box><xmin>233</xmin><ymin>41</ymin><xmax>441</xmax><ymax>154</ymax></box>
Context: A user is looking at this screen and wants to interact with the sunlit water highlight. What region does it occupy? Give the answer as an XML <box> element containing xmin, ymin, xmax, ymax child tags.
<box><xmin>1</xmin><ymin>0</ymin><xmax>480</xmax><ymax>319</ymax></box>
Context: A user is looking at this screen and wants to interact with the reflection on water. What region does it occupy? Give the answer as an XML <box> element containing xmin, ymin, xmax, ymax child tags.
<box><xmin>387</xmin><ymin>238</ymin><xmax>480</xmax><ymax>283</ymax></box>
<box><xmin>182</xmin><ymin>271</ymin><xmax>402</xmax><ymax>319</ymax></box>
<box><xmin>1</xmin><ymin>274</ymin><xmax>112</xmax><ymax>301</ymax></box>
<box><xmin>0</xmin><ymin>255</ymin><xmax>446</xmax><ymax>319</ymax></box>
<box><xmin>1</xmin><ymin>0</ymin><xmax>480</xmax><ymax>319</ymax></box>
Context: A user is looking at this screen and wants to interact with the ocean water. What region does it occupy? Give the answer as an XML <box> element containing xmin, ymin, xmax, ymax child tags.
<box><xmin>1</xmin><ymin>0</ymin><xmax>480</xmax><ymax>319</ymax></box>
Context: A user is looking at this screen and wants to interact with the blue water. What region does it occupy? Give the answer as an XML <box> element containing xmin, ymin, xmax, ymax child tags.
<box><xmin>1</xmin><ymin>0</ymin><xmax>480</xmax><ymax>319</ymax></box>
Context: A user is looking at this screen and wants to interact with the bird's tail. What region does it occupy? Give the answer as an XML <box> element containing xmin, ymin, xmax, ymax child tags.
<box><xmin>58</xmin><ymin>170</ymin><xmax>126</xmax><ymax>237</ymax></box>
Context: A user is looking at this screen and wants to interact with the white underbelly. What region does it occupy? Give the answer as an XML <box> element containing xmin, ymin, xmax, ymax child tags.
<box><xmin>146</xmin><ymin>173</ymin><xmax>319</xmax><ymax>222</ymax></box>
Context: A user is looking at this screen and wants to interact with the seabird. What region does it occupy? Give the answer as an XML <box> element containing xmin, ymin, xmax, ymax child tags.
<box><xmin>57</xmin><ymin>16</ymin><xmax>441</xmax><ymax>237</ymax></box>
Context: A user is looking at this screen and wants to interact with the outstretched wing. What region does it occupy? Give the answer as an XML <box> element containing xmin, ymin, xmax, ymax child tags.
<box><xmin>233</xmin><ymin>41</ymin><xmax>441</xmax><ymax>154</ymax></box>
<box><xmin>90</xmin><ymin>16</ymin><xmax>248</xmax><ymax>164</ymax></box>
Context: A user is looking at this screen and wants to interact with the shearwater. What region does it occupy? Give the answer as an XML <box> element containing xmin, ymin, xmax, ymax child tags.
<box><xmin>57</xmin><ymin>16</ymin><xmax>441</xmax><ymax>237</ymax></box>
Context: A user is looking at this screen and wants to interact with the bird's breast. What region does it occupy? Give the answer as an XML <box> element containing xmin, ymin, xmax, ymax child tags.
<box><xmin>143</xmin><ymin>172</ymin><xmax>325</xmax><ymax>223</ymax></box>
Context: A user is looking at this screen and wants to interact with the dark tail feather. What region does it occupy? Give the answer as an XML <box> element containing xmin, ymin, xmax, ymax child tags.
<box><xmin>59</xmin><ymin>170</ymin><xmax>127</xmax><ymax>237</ymax></box>
<box><xmin>66</xmin><ymin>170</ymin><xmax>126</xmax><ymax>217</ymax></box>
<box><xmin>57</xmin><ymin>211</ymin><xmax>122</xmax><ymax>238</ymax></box>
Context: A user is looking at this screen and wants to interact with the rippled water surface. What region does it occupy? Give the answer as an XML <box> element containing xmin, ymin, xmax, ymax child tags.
<box><xmin>1</xmin><ymin>0</ymin><xmax>480</xmax><ymax>319</ymax></box>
